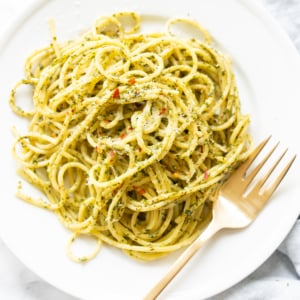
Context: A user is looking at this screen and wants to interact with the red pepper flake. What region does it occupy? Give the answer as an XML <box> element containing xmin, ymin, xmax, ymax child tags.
<box><xmin>138</xmin><ymin>188</ymin><xmax>146</xmax><ymax>195</ymax></box>
<box><xmin>128</xmin><ymin>127</ymin><xmax>133</xmax><ymax>131</ymax></box>
<box><xmin>104</xmin><ymin>119</ymin><xmax>110</xmax><ymax>124</ymax></box>
<box><xmin>113</xmin><ymin>184</ymin><xmax>123</xmax><ymax>195</ymax></box>
<box><xmin>204</xmin><ymin>170</ymin><xmax>209</xmax><ymax>180</ymax></box>
<box><xmin>199</xmin><ymin>145</ymin><xmax>203</xmax><ymax>153</ymax></box>
<box><xmin>112</xmin><ymin>88</ymin><xmax>120</xmax><ymax>99</ymax></box>
<box><xmin>109</xmin><ymin>150</ymin><xmax>116</xmax><ymax>157</ymax></box>
<box><xmin>120</xmin><ymin>133</ymin><xmax>127</xmax><ymax>139</ymax></box>
<box><xmin>128</xmin><ymin>78</ymin><xmax>136</xmax><ymax>85</ymax></box>
<box><xmin>159</xmin><ymin>107</ymin><xmax>167</xmax><ymax>115</ymax></box>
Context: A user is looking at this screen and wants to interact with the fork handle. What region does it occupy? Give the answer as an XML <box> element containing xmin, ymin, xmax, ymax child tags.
<box><xmin>144</xmin><ymin>221</ymin><xmax>221</xmax><ymax>300</ymax></box>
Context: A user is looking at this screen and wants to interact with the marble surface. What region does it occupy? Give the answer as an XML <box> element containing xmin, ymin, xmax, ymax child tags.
<box><xmin>0</xmin><ymin>0</ymin><xmax>300</xmax><ymax>299</ymax></box>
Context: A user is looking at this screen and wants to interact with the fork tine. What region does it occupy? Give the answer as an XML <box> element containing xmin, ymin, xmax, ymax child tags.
<box><xmin>254</xmin><ymin>148</ymin><xmax>288</xmax><ymax>190</ymax></box>
<box><xmin>237</xmin><ymin>135</ymin><xmax>272</xmax><ymax>176</ymax></box>
<box><xmin>263</xmin><ymin>154</ymin><xmax>296</xmax><ymax>199</ymax></box>
<box><xmin>243</xmin><ymin>141</ymin><xmax>279</xmax><ymax>187</ymax></box>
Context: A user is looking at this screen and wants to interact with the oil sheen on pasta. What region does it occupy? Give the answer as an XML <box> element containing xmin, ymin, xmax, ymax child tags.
<box><xmin>10</xmin><ymin>12</ymin><xmax>252</xmax><ymax>262</ymax></box>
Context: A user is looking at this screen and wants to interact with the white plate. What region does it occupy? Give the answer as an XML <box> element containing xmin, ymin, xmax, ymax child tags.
<box><xmin>0</xmin><ymin>0</ymin><xmax>300</xmax><ymax>299</ymax></box>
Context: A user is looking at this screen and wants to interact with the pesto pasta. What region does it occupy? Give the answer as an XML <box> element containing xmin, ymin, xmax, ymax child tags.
<box><xmin>10</xmin><ymin>12</ymin><xmax>252</xmax><ymax>262</ymax></box>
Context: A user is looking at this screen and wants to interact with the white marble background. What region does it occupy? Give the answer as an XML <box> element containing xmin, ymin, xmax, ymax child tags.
<box><xmin>0</xmin><ymin>0</ymin><xmax>300</xmax><ymax>299</ymax></box>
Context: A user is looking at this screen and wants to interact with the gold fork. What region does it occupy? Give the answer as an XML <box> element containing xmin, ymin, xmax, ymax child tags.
<box><xmin>144</xmin><ymin>136</ymin><xmax>296</xmax><ymax>300</ymax></box>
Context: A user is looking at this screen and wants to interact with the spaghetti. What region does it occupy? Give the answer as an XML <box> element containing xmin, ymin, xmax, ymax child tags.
<box><xmin>10</xmin><ymin>12</ymin><xmax>251</xmax><ymax>262</ymax></box>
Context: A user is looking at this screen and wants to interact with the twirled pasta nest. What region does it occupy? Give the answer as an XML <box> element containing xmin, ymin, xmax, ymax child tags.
<box><xmin>10</xmin><ymin>12</ymin><xmax>251</xmax><ymax>261</ymax></box>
